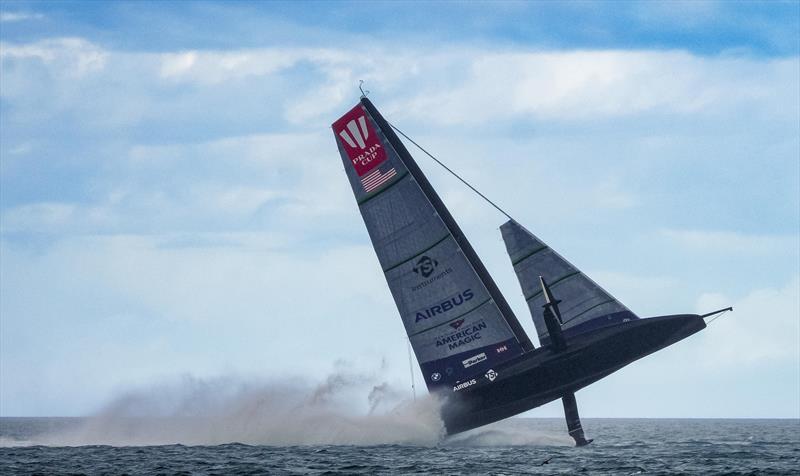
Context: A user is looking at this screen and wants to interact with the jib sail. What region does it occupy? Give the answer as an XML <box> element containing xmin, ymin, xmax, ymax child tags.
<box><xmin>332</xmin><ymin>99</ymin><xmax>533</xmax><ymax>390</ymax></box>
<box><xmin>500</xmin><ymin>220</ymin><xmax>638</xmax><ymax>346</ymax></box>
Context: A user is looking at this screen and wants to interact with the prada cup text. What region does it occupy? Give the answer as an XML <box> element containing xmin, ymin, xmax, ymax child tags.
<box><xmin>352</xmin><ymin>143</ymin><xmax>382</xmax><ymax>169</ymax></box>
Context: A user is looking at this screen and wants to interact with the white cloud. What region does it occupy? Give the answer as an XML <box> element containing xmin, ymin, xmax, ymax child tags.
<box><xmin>588</xmin><ymin>271</ymin><xmax>679</xmax><ymax>311</ymax></box>
<box><xmin>158</xmin><ymin>49</ymin><xmax>307</xmax><ymax>84</ymax></box>
<box><xmin>2</xmin><ymin>202</ymin><xmax>78</xmax><ymax>231</ymax></box>
<box><xmin>661</xmin><ymin>229</ymin><xmax>798</xmax><ymax>256</ymax></box>
<box><xmin>694</xmin><ymin>276</ymin><xmax>800</xmax><ymax>367</ymax></box>
<box><xmin>0</xmin><ymin>231</ymin><xmax>412</xmax><ymax>414</ymax></box>
<box><xmin>3</xmin><ymin>38</ymin><xmax>796</xmax><ymax>128</ymax></box>
<box><xmin>399</xmin><ymin>50</ymin><xmax>798</xmax><ymax>124</ymax></box>
<box><xmin>1</xmin><ymin>201</ymin><xmax>123</xmax><ymax>234</ymax></box>
<box><xmin>0</xmin><ymin>12</ymin><xmax>44</xmax><ymax>22</ymax></box>
<box><xmin>1</xmin><ymin>130</ymin><xmax>356</xmax><ymax>236</ymax></box>
<box><xmin>7</xmin><ymin>142</ymin><xmax>34</xmax><ymax>155</ymax></box>
<box><xmin>155</xmin><ymin>47</ymin><xmax>362</xmax><ymax>90</ymax></box>
<box><xmin>158</xmin><ymin>51</ymin><xmax>198</xmax><ymax>78</ymax></box>
<box><xmin>0</xmin><ymin>38</ymin><xmax>107</xmax><ymax>78</ymax></box>
<box><xmin>284</xmin><ymin>66</ymin><xmax>354</xmax><ymax>124</ymax></box>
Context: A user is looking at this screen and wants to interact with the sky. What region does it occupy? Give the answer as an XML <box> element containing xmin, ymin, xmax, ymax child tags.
<box><xmin>0</xmin><ymin>1</ymin><xmax>798</xmax><ymax>419</ymax></box>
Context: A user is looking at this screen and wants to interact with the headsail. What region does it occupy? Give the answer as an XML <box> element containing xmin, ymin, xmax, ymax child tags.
<box><xmin>500</xmin><ymin>220</ymin><xmax>638</xmax><ymax>346</ymax></box>
<box><xmin>332</xmin><ymin>99</ymin><xmax>532</xmax><ymax>390</ymax></box>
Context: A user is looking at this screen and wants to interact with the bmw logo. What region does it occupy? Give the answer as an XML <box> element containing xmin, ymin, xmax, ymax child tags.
<box><xmin>431</xmin><ymin>372</ymin><xmax>442</xmax><ymax>382</ymax></box>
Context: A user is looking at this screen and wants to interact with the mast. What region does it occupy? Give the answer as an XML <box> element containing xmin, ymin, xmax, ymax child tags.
<box><xmin>540</xmin><ymin>276</ymin><xmax>567</xmax><ymax>352</ymax></box>
<box><xmin>360</xmin><ymin>97</ymin><xmax>534</xmax><ymax>352</ymax></box>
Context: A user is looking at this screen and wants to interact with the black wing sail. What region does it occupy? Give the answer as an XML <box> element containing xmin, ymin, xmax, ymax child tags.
<box><xmin>501</xmin><ymin>220</ymin><xmax>639</xmax><ymax>346</ymax></box>
<box><xmin>332</xmin><ymin>99</ymin><xmax>533</xmax><ymax>391</ymax></box>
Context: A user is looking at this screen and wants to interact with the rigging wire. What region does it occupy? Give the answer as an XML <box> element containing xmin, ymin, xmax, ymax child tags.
<box><xmin>705</xmin><ymin>309</ymin><xmax>732</xmax><ymax>325</ymax></box>
<box><xmin>406</xmin><ymin>339</ymin><xmax>416</xmax><ymax>401</ymax></box>
<box><xmin>388</xmin><ymin>122</ymin><xmax>515</xmax><ymax>223</ymax></box>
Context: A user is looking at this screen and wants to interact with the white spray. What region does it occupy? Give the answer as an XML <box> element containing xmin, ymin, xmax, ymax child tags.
<box><xmin>6</xmin><ymin>368</ymin><xmax>570</xmax><ymax>447</ymax></box>
<box><xmin>34</xmin><ymin>371</ymin><xmax>445</xmax><ymax>447</ymax></box>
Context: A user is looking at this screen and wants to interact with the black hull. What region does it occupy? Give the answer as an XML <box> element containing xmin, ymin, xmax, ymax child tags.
<box><xmin>441</xmin><ymin>314</ymin><xmax>706</xmax><ymax>434</ymax></box>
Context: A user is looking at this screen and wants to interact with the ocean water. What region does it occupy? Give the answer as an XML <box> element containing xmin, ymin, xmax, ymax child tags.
<box><xmin>1</xmin><ymin>417</ymin><xmax>797</xmax><ymax>475</ymax></box>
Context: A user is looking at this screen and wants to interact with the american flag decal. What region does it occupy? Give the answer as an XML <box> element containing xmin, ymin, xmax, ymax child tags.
<box><xmin>361</xmin><ymin>165</ymin><xmax>397</xmax><ymax>193</ymax></box>
<box><xmin>333</xmin><ymin>104</ymin><xmax>397</xmax><ymax>193</ymax></box>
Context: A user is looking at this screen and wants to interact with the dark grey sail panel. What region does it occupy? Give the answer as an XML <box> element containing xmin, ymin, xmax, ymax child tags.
<box><xmin>500</xmin><ymin>220</ymin><xmax>638</xmax><ymax>346</ymax></box>
<box><xmin>332</xmin><ymin>101</ymin><xmax>530</xmax><ymax>390</ymax></box>
<box><xmin>384</xmin><ymin>233</ymin><xmax>490</xmax><ymax>335</ymax></box>
<box><xmin>360</xmin><ymin>98</ymin><xmax>534</xmax><ymax>354</ymax></box>
<box><xmin>357</xmin><ymin>178</ymin><xmax>444</xmax><ymax>272</ymax></box>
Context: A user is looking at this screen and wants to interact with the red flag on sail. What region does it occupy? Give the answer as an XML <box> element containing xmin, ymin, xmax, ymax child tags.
<box><xmin>333</xmin><ymin>104</ymin><xmax>396</xmax><ymax>192</ymax></box>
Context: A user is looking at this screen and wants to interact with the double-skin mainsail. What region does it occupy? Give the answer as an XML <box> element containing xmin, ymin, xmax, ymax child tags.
<box><xmin>332</xmin><ymin>98</ymin><xmax>532</xmax><ymax>391</ymax></box>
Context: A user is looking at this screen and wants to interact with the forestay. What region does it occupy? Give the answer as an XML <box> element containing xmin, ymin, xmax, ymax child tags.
<box><xmin>500</xmin><ymin>220</ymin><xmax>639</xmax><ymax>346</ymax></box>
<box><xmin>332</xmin><ymin>100</ymin><xmax>530</xmax><ymax>390</ymax></box>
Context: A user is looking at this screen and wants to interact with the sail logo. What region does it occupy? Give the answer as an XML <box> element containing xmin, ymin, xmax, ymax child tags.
<box><xmin>462</xmin><ymin>352</ymin><xmax>487</xmax><ymax>369</ymax></box>
<box><xmin>332</xmin><ymin>104</ymin><xmax>388</xmax><ymax>177</ymax></box>
<box><xmin>450</xmin><ymin>319</ymin><xmax>465</xmax><ymax>330</ymax></box>
<box><xmin>414</xmin><ymin>289</ymin><xmax>474</xmax><ymax>322</ymax></box>
<box><xmin>453</xmin><ymin>379</ymin><xmax>477</xmax><ymax>392</ymax></box>
<box><xmin>485</xmin><ymin>369</ymin><xmax>498</xmax><ymax>382</ymax></box>
<box><xmin>338</xmin><ymin>116</ymin><xmax>370</xmax><ymax>150</ymax></box>
<box><xmin>410</xmin><ymin>264</ymin><xmax>453</xmax><ymax>292</ymax></box>
<box><xmin>436</xmin><ymin>319</ymin><xmax>487</xmax><ymax>350</ymax></box>
<box><xmin>412</xmin><ymin>255</ymin><xmax>438</xmax><ymax>278</ymax></box>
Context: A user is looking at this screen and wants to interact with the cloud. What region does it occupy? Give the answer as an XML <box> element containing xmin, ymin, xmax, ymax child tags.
<box><xmin>694</xmin><ymin>276</ymin><xmax>800</xmax><ymax>367</ymax></box>
<box><xmin>1</xmin><ymin>202</ymin><xmax>77</xmax><ymax>231</ymax></box>
<box><xmin>0</xmin><ymin>12</ymin><xmax>44</xmax><ymax>23</ymax></box>
<box><xmin>2</xmin><ymin>39</ymin><xmax>796</xmax><ymax>130</ymax></box>
<box><xmin>0</xmin><ymin>38</ymin><xmax>108</xmax><ymax>79</ymax></box>
<box><xmin>157</xmin><ymin>49</ymin><xmax>324</xmax><ymax>85</ymax></box>
<box><xmin>661</xmin><ymin>229</ymin><xmax>798</xmax><ymax>256</ymax></box>
<box><xmin>0</xmin><ymin>231</ymin><xmax>414</xmax><ymax>415</ymax></box>
<box><xmin>572</xmin><ymin>275</ymin><xmax>800</xmax><ymax>418</ymax></box>
<box><xmin>1</xmin><ymin>129</ymin><xmax>357</xmax><ymax>236</ymax></box>
<box><xmin>399</xmin><ymin>50</ymin><xmax>798</xmax><ymax>125</ymax></box>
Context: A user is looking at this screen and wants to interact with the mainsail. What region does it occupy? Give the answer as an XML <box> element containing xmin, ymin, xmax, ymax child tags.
<box><xmin>332</xmin><ymin>99</ymin><xmax>533</xmax><ymax>390</ymax></box>
<box><xmin>500</xmin><ymin>220</ymin><xmax>639</xmax><ymax>346</ymax></box>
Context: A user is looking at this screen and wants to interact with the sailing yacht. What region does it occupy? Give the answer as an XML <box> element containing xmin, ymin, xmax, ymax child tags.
<box><xmin>331</xmin><ymin>97</ymin><xmax>729</xmax><ymax>445</ymax></box>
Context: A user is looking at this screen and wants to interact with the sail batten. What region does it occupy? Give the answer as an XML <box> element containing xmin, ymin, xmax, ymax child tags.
<box><xmin>407</xmin><ymin>298</ymin><xmax>493</xmax><ymax>338</ymax></box>
<box><xmin>524</xmin><ymin>271</ymin><xmax>582</xmax><ymax>301</ymax></box>
<box><xmin>332</xmin><ymin>99</ymin><xmax>532</xmax><ymax>390</ymax></box>
<box><xmin>382</xmin><ymin>233</ymin><xmax>450</xmax><ymax>273</ymax></box>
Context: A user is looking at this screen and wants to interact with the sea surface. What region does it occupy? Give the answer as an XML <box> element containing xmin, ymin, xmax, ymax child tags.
<box><xmin>1</xmin><ymin>418</ymin><xmax>797</xmax><ymax>475</ymax></box>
